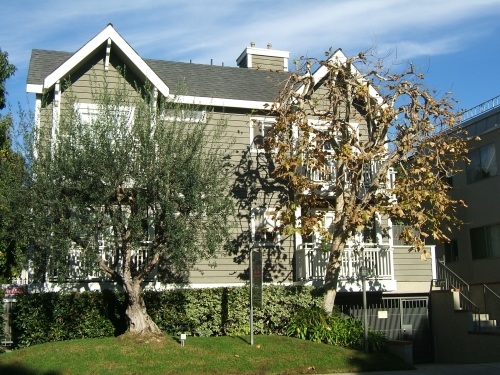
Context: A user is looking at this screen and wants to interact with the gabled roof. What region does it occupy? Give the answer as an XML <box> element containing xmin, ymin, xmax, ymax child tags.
<box><xmin>26</xmin><ymin>25</ymin><xmax>290</xmax><ymax>109</ymax></box>
<box><xmin>294</xmin><ymin>48</ymin><xmax>383</xmax><ymax>105</ymax></box>
<box><xmin>41</xmin><ymin>24</ymin><xmax>169</xmax><ymax>96</ymax></box>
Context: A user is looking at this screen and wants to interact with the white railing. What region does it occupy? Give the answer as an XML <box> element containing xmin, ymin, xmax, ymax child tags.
<box><xmin>459</xmin><ymin>94</ymin><xmax>500</xmax><ymax>124</ymax></box>
<box><xmin>305</xmin><ymin>158</ymin><xmax>337</xmax><ymax>182</ymax></box>
<box><xmin>304</xmin><ymin>158</ymin><xmax>395</xmax><ymax>189</ymax></box>
<box><xmin>296</xmin><ymin>243</ymin><xmax>394</xmax><ymax>282</ymax></box>
<box><xmin>48</xmin><ymin>243</ymin><xmax>153</xmax><ymax>282</ymax></box>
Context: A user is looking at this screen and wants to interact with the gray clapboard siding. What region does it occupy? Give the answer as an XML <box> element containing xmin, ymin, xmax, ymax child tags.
<box><xmin>251</xmin><ymin>55</ymin><xmax>284</xmax><ymax>71</ymax></box>
<box><xmin>393</xmin><ymin>247</ymin><xmax>433</xmax><ymax>282</ymax></box>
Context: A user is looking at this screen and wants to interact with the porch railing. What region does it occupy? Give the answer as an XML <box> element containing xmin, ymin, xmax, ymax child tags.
<box><xmin>47</xmin><ymin>244</ymin><xmax>154</xmax><ymax>282</ymax></box>
<box><xmin>303</xmin><ymin>159</ymin><xmax>395</xmax><ymax>189</ymax></box>
<box><xmin>296</xmin><ymin>243</ymin><xmax>394</xmax><ymax>281</ymax></box>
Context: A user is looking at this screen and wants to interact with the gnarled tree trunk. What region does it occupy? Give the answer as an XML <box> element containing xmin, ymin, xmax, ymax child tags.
<box><xmin>123</xmin><ymin>279</ymin><xmax>162</xmax><ymax>335</ymax></box>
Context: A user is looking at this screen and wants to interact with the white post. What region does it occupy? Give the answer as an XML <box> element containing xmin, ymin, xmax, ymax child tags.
<box><xmin>360</xmin><ymin>266</ymin><xmax>369</xmax><ymax>353</ymax></box>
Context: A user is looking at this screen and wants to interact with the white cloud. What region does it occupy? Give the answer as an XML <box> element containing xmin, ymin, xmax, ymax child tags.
<box><xmin>2</xmin><ymin>0</ymin><xmax>500</xmax><ymax>112</ymax></box>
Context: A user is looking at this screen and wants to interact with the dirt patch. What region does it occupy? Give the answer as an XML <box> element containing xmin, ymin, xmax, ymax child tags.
<box><xmin>116</xmin><ymin>332</ymin><xmax>176</xmax><ymax>347</ymax></box>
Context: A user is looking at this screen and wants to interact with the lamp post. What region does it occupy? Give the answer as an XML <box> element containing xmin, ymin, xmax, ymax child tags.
<box><xmin>359</xmin><ymin>265</ymin><xmax>369</xmax><ymax>353</ymax></box>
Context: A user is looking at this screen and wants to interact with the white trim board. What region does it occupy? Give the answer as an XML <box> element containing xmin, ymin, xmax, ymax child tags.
<box><xmin>43</xmin><ymin>24</ymin><xmax>170</xmax><ymax>97</ymax></box>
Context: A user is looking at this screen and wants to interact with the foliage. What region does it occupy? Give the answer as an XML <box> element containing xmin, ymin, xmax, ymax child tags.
<box><xmin>13</xmin><ymin>286</ymin><xmax>324</xmax><ymax>347</ymax></box>
<box><xmin>0</xmin><ymin>48</ymin><xmax>16</xmax><ymax>110</ymax></box>
<box><xmin>265</xmin><ymin>49</ymin><xmax>469</xmax><ymax>311</ymax></box>
<box><xmin>0</xmin><ymin>336</ymin><xmax>413</xmax><ymax>375</ymax></box>
<box><xmin>286</xmin><ymin>306</ymin><xmax>386</xmax><ymax>352</ymax></box>
<box><xmin>0</xmin><ymin>51</ymin><xmax>25</xmax><ymax>283</ymax></box>
<box><xmin>0</xmin><ymin>288</ymin><xmax>4</xmax><ymax>351</ymax></box>
<box><xmin>146</xmin><ymin>285</ymin><xmax>323</xmax><ymax>337</ymax></box>
<box><xmin>18</xmin><ymin>69</ymin><xmax>235</xmax><ymax>333</ymax></box>
<box><xmin>14</xmin><ymin>291</ymin><xmax>126</xmax><ymax>348</ymax></box>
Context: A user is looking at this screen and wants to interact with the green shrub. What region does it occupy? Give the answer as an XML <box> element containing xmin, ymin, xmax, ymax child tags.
<box><xmin>286</xmin><ymin>307</ymin><xmax>387</xmax><ymax>352</ymax></box>
<box><xmin>14</xmin><ymin>290</ymin><xmax>126</xmax><ymax>348</ymax></box>
<box><xmin>144</xmin><ymin>285</ymin><xmax>324</xmax><ymax>337</ymax></box>
<box><xmin>0</xmin><ymin>288</ymin><xmax>4</xmax><ymax>353</ymax></box>
<box><xmin>12</xmin><ymin>285</ymin><xmax>385</xmax><ymax>352</ymax></box>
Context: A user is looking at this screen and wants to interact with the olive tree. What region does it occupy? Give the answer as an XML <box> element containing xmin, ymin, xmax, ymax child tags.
<box><xmin>265</xmin><ymin>50</ymin><xmax>469</xmax><ymax>313</ymax></box>
<box><xmin>24</xmin><ymin>74</ymin><xmax>234</xmax><ymax>334</ymax></box>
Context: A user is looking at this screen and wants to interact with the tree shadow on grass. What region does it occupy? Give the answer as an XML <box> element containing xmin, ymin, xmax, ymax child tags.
<box><xmin>0</xmin><ymin>364</ymin><xmax>61</xmax><ymax>375</ymax></box>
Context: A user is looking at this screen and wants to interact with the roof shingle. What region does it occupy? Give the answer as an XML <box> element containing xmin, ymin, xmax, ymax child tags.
<box><xmin>27</xmin><ymin>49</ymin><xmax>290</xmax><ymax>103</ymax></box>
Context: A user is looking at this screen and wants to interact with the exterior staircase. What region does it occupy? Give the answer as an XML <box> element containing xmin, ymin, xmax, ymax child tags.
<box><xmin>433</xmin><ymin>258</ymin><xmax>500</xmax><ymax>333</ymax></box>
<box><xmin>471</xmin><ymin>313</ymin><xmax>500</xmax><ymax>333</ymax></box>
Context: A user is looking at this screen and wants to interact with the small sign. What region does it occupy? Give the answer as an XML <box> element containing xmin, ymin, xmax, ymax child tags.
<box><xmin>252</xmin><ymin>250</ymin><xmax>263</xmax><ymax>309</ymax></box>
<box><xmin>378</xmin><ymin>310</ymin><xmax>388</xmax><ymax>319</ymax></box>
<box><xmin>2</xmin><ymin>285</ymin><xmax>26</xmax><ymax>295</ymax></box>
<box><xmin>180</xmin><ymin>334</ymin><xmax>186</xmax><ymax>346</ymax></box>
<box><xmin>2</xmin><ymin>285</ymin><xmax>26</xmax><ymax>300</ymax></box>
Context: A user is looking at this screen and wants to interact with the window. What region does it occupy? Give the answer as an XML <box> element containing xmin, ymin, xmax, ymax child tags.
<box><xmin>303</xmin><ymin>121</ymin><xmax>359</xmax><ymax>183</ymax></box>
<box><xmin>249</xmin><ymin>118</ymin><xmax>274</xmax><ymax>152</ymax></box>
<box><xmin>444</xmin><ymin>240</ymin><xmax>458</xmax><ymax>263</ymax></box>
<box><xmin>467</xmin><ymin>143</ymin><xmax>497</xmax><ymax>183</ymax></box>
<box><xmin>161</xmin><ymin>109</ymin><xmax>206</xmax><ymax>123</ymax></box>
<box><xmin>251</xmin><ymin>207</ymin><xmax>280</xmax><ymax>245</ymax></box>
<box><xmin>77</xmin><ymin>103</ymin><xmax>135</xmax><ymax>128</ymax></box>
<box><xmin>301</xmin><ymin>211</ymin><xmax>334</xmax><ymax>244</ymax></box>
<box><xmin>470</xmin><ymin>224</ymin><xmax>500</xmax><ymax>260</ymax></box>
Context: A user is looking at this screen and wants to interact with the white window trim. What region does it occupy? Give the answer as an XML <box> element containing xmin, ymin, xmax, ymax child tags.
<box><xmin>249</xmin><ymin>117</ymin><xmax>275</xmax><ymax>153</ymax></box>
<box><xmin>250</xmin><ymin>206</ymin><xmax>280</xmax><ymax>246</ymax></box>
<box><xmin>308</xmin><ymin>119</ymin><xmax>360</xmax><ymax>145</ymax></box>
<box><xmin>160</xmin><ymin>109</ymin><xmax>207</xmax><ymax>123</ymax></box>
<box><xmin>76</xmin><ymin>103</ymin><xmax>135</xmax><ymax>127</ymax></box>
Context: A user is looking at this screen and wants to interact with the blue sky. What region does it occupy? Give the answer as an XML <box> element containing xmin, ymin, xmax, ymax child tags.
<box><xmin>1</xmin><ymin>0</ymin><xmax>500</xmax><ymax>115</ymax></box>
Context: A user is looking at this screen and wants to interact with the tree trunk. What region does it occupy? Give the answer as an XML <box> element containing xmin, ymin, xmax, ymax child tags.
<box><xmin>123</xmin><ymin>279</ymin><xmax>162</xmax><ymax>335</ymax></box>
<box><xmin>321</xmin><ymin>238</ymin><xmax>345</xmax><ymax>314</ymax></box>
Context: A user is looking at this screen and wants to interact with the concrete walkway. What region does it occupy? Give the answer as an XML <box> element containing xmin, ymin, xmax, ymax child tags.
<box><xmin>330</xmin><ymin>362</ymin><xmax>500</xmax><ymax>375</ymax></box>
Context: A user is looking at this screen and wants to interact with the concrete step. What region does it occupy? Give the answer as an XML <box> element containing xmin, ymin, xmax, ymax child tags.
<box><xmin>472</xmin><ymin>313</ymin><xmax>491</xmax><ymax>321</ymax></box>
<box><xmin>473</xmin><ymin>325</ymin><xmax>500</xmax><ymax>333</ymax></box>
<box><xmin>474</xmin><ymin>320</ymin><xmax>498</xmax><ymax>328</ymax></box>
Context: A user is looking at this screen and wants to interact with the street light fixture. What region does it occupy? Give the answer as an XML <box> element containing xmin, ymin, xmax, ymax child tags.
<box><xmin>359</xmin><ymin>265</ymin><xmax>369</xmax><ymax>353</ymax></box>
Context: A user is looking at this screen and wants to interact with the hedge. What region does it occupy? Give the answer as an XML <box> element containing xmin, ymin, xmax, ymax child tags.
<box><xmin>13</xmin><ymin>285</ymin><xmax>324</xmax><ymax>348</ymax></box>
<box><xmin>0</xmin><ymin>288</ymin><xmax>4</xmax><ymax>352</ymax></box>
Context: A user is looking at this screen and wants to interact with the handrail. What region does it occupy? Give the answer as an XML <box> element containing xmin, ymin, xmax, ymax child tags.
<box><xmin>436</xmin><ymin>258</ymin><xmax>470</xmax><ymax>297</ymax></box>
<box><xmin>459</xmin><ymin>94</ymin><xmax>500</xmax><ymax>124</ymax></box>
<box><xmin>459</xmin><ymin>291</ymin><xmax>482</xmax><ymax>331</ymax></box>
<box><xmin>483</xmin><ymin>284</ymin><xmax>500</xmax><ymax>318</ymax></box>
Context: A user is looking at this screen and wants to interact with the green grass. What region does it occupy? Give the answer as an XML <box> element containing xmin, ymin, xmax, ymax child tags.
<box><xmin>0</xmin><ymin>334</ymin><xmax>414</xmax><ymax>375</ymax></box>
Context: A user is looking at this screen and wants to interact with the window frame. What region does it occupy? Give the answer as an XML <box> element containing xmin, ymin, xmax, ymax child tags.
<box><xmin>250</xmin><ymin>206</ymin><xmax>280</xmax><ymax>246</ymax></box>
<box><xmin>249</xmin><ymin>117</ymin><xmax>275</xmax><ymax>153</ymax></box>
<box><xmin>470</xmin><ymin>223</ymin><xmax>500</xmax><ymax>260</ymax></box>
<box><xmin>466</xmin><ymin>143</ymin><xmax>498</xmax><ymax>184</ymax></box>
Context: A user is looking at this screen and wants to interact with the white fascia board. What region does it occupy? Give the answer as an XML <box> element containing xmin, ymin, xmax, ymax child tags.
<box><xmin>173</xmin><ymin>95</ymin><xmax>271</xmax><ymax>110</ymax></box>
<box><xmin>236</xmin><ymin>47</ymin><xmax>290</xmax><ymax>65</ymax></box>
<box><xmin>43</xmin><ymin>25</ymin><xmax>170</xmax><ymax>96</ymax></box>
<box><xmin>27</xmin><ymin>84</ymin><xmax>43</xmax><ymax>94</ymax></box>
<box><xmin>299</xmin><ymin>49</ymin><xmax>383</xmax><ymax>105</ymax></box>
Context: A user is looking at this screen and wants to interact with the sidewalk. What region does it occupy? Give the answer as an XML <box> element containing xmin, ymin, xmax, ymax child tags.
<box><xmin>331</xmin><ymin>362</ymin><xmax>500</xmax><ymax>375</ymax></box>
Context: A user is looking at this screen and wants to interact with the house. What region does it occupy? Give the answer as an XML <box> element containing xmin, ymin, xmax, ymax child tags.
<box><xmin>24</xmin><ymin>24</ymin><xmax>436</xmax><ymax>296</ymax></box>
<box><xmin>17</xmin><ymin>24</ymin><xmax>448</xmax><ymax>361</ymax></box>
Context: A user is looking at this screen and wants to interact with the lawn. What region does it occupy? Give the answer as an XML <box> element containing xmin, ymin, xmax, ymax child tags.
<box><xmin>0</xmin><ymin>334</ymin><xmax>414</xmax><ymax>375</ymax></box>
